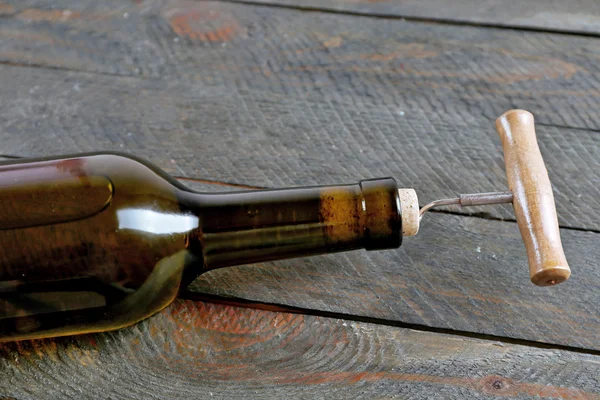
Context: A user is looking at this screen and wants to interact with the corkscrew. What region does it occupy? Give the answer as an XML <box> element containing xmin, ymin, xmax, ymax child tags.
<box><xmin>396</xmin><ymin>110</ymin><xmax>570</xmax><ymax>287</ymax></box>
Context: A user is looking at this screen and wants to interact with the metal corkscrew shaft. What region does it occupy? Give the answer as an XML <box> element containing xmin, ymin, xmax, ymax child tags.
<box><xmin>419</xmin><ymin>191</ymin><xmax>514</xmax><ymax>219</ymax></box>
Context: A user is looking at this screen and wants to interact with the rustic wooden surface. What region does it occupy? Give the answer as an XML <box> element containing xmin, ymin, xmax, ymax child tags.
<box><xmin>1</xmin><ymin>0</ymin><xmax>600</xmax><ymax>398</ymax></box>
<box><xmin>2</xmin><ymin>300</ymin><xmax>600</xmax><ymax>400</ymax></box>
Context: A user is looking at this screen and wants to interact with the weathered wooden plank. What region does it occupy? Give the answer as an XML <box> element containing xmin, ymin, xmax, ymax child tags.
<box><xmin>1</xmin><ymin>0</ymin><xmax>600</xmax><ymax>133</ymax></box>
<box><xmin>238</xmin><ymin>0</ymin><xmax>600</xmax><ymax>35</ymax></box>
<box><xmin>0</xmin><ymin>64</ymin><xmax>598</xmax><ymax>231</ymax></box>
<box><xmin>1</xmin><ymin>299</ymin><xmax>599</xmax><ymax>399</ymax></box>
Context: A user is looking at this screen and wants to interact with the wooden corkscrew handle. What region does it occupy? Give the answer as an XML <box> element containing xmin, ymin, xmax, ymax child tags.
<box><xmin>495</xmin><ymin>110</ymin><xmax>570</xmax><ymax>286</ymax></box>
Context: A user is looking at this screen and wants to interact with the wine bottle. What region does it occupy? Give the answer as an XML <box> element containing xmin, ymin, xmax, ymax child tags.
<box><xmin>0</xmin><ymin>152</ymin><xmax>403</xmax><ymax>342</ymax></box>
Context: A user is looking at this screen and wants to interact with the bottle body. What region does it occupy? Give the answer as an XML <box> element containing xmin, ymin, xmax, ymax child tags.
<box><xmin>0</xmin><ymin>153</ymin><xmax>402</xmax><ymax>342</ymax></box>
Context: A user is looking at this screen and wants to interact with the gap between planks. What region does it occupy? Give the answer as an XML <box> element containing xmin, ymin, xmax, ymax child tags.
<box><xmin>2</xmin><ymin>0</ymin><xmax>600</xmax><ymax>39</ymax></box>
<box><xmin>0</xmin><ymin>59</ymin><xmax>141</xmax><ymax>80</ymax></box>
<box><xmin>200</xmin><ymin>0</ymin><xmax>600</xmax><ymax>38</ymax></box>
<box><xmin>181</xmin><ymin>290</ymin><xmax>600</xmax><ymax>357</ymax></box>
<box><xmin>537</xmin><ymin>122</ymin><xmax>600</xmax><ymax>135</ymax></box>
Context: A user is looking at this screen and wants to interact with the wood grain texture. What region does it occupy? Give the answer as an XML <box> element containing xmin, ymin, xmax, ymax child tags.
<box><xmin>1</xmin><ymin>299</ymin><xmax>599</xmax><ymax>399</ymax></box>
<box><xmin>1</xmin><ymin>0</ymin><xmax>600</xmax><ymax>133</ymax></box>
<box><xmin>232</xmin><ymin>0</ymin><xmax>600</xmax><ymax>35</ymax></box>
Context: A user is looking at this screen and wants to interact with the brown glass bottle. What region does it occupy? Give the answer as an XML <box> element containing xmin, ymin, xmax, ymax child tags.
<box><xmin>0</xmin><ymin>152</ymin><xmax>402</xmax><ymax>342</ymax></box>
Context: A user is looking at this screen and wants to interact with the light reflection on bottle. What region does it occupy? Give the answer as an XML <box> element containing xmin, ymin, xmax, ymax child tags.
<box><xmin>117</xmin><ymin>208</ymin><xmax>199</xmax><ymax>234</ymax></box>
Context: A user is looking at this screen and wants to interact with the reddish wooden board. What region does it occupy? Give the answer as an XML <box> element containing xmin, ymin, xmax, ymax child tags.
<box><xmin>1</xmin><ymin>300</ymin><xmax>599</xmax><ymax>399</ymax></box>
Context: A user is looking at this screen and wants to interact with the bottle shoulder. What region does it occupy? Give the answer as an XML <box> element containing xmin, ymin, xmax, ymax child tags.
<box><xmin>0</xmin><ymin>151</ymin><xmax>197</xmax><ymax>230</ymax></box>
<box><xmin>1</xmin><ymin>151</ymin><xmax>191</xmax><ymax>191</ymax></box>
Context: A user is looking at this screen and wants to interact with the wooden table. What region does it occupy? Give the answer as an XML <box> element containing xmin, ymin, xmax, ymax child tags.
<box><xmin>1</xmin><ymin>0</ymin><xmax>600</xmax><ymax>398</ymax></box>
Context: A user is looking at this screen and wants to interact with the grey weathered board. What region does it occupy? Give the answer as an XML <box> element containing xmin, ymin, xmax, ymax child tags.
<box><xmin>1</xmin><ymin>300</ymin><xmax>599</xmax><ymax>400</ymax></box>
<box><xmin>0</xmin><ymin>0</ymin><xmax>599</xmax><ymax>130</ymax></box>
<box><xmin>2</xmin><ymin>1</ymin><xmax>600</xmax><ymax>230</ymax></box>
<box><xmin>229</xmin><ymin>0</ymin><xmax>600</xmax><ymax>36</ymax></box>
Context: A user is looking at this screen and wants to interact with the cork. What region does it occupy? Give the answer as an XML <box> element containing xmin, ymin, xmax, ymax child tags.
<box><xmin>397</xmin><ymin>188</ymin><xmax>419</xmax><ymax>236</ymax></box>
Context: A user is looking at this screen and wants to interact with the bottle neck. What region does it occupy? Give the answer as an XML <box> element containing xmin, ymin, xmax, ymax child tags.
<box><xmin>181</xmin><ymin>178</ymin><xmax>402</xmax><ymax>271</ymax></box>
